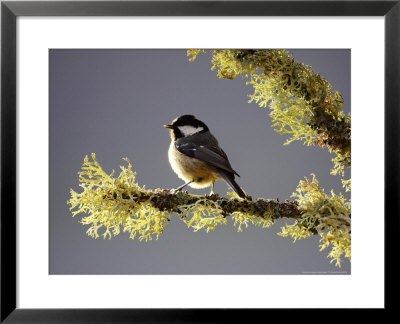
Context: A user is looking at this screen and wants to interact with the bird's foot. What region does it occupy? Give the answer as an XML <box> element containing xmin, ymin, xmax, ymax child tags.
<box><xmin>206</xmin><ymin>192</ymin><xmax>219</xmax><ymax>199</ymax></box>
<box><xmin>169</xmin><ymin>188</ymin><xmax>182</xmax><ymax>195</ymax></box>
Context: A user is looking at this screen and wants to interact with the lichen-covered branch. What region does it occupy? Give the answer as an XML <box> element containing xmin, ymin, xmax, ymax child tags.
<box><xmin>68</xmin><ymin>154</ymin><xmax>351</xmax><ymax>267</ymax></box>
<box><xmin>188</xmin><ymin>49</ymin><xmax>351</xmax><ymax>187</ymax></box>
<box><xmin>279</xmin><ymin>174</ymin><xmax>351</xmax><ymax>267</ymax></box>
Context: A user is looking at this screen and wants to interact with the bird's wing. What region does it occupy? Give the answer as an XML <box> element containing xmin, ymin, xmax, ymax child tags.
<box><xmin>175</xmin><ymin>142</ymin><xmax>240</xmax><ymax>177</ymax></box>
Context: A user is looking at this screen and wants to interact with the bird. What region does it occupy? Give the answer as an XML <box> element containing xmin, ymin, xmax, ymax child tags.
<box><xmin>164</xmin><ymin>115</ymin><xmax>247</xmax><ymax>199</ymax></box>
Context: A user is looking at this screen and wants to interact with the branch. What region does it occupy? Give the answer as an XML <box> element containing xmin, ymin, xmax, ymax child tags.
<box><xmin>104</xmin><ymin>186</ymin><xmax>303</xmax><ymax>226</ymax></box>
<box><xmin>188</xmin><ymin>49</ymin><xmax>351</xmax><ymax>181</ymax></box>
<box><xmin>107</xmin><ymin>179</ymin><xmax>301</xmax><ymax>216</ymax></box>
<box><xmin>68</xmin><ymin>154</ymin><xmax>351</xmax><ymax>267</ymax></box>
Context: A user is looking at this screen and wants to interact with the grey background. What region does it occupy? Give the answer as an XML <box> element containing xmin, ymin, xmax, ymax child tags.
<box><xmin>49</xmin><ymin>49</ymin><xmax>350</xmax><ymax>274</ymax></box>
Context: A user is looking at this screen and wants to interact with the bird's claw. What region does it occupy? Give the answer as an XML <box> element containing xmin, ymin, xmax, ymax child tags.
<box><xmin>169</xmin><ymin>188</ymin><xmax>182</xmax><ymax>195</ymax></box>
<box><xmin>206</xmin><ymin>193</ymin><xmax>218</xmax><ymax>199</ymax></box>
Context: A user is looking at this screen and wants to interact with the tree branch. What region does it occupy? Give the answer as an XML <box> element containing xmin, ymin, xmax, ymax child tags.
<box><xmin>68</xmin><ymin>154</ymin><xmax>350</xmax><ymax>266</ymax></box>
<box><xmin>188</xmin><ymin>49</ymin><xmax>351</xmax><ymax>178</ymax></box>
<box><xmin>106</xmin><ymin>187</ymin><xmax>302</xmax><ymax>222</ymax></box>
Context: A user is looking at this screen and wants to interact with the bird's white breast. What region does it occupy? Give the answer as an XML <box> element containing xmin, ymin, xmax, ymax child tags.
<box><xmin>168</xmin><ymin>141</ymin><xmax>219</xmax><ymax>188</ymax></box>
<box><xmin>168</xmin><ymin>142</ymin><xmax>186</xmax><ymax>179</ymax></box>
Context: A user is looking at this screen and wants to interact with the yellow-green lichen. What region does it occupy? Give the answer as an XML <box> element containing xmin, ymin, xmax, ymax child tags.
<box><xmin>341</xmin><ymin>178</ymin><xmax>351</xmax><ymax>192</ymax></box>
<box><xmin>278</xmin><ymin>174</ymin><xmax>351</xmax><ymax>267</ymax></box>
<box><xmin>69</xmin><ymin>155</ymin><xmax>350</xmax><ymax>267</ymax></box>
<box><xmin>188</xmin><ymin>49</ymin><xmax>351</xmax><ymax>186</ymax></box>
<box><xmin>180</xmin><ymin>199</ymin><xmax>227</xmax><ymax>233</ymax></box>
<box><xmin>232</xmin><ymin>211</ymin><xmax>274</xmax><ymax>232</ymax></box>
<box><xmin>68</xmin><ymin>154</ymin><xmax>169</xmax><ymax>242</ymax></box>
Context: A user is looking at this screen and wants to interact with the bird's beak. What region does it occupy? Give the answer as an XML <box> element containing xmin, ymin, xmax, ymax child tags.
<box><xmin>164</xmin><ymin>124</ymin><xmax>173</xmax><ymax>129</ymax></box>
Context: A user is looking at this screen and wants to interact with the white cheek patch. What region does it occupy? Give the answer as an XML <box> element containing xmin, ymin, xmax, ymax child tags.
<box><xmin>178</xmin><ymin>126</ymin><xmax>204</xmax><ymax>136</ymax></box>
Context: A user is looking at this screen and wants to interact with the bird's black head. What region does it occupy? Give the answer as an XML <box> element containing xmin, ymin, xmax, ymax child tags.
<box><xmin>164</xmin><ymin>115</ymin><xmax>209</xmax><ymax>139</ymax></box>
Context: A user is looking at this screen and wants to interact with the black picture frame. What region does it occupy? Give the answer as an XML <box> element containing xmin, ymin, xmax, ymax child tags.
<box><xmin>1</xmin><ymin>0</ymin><xmax>397</xmax><ymax>321</ymax></box>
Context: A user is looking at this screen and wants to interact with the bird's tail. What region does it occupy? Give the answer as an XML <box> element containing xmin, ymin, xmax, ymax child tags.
<box><xmin>219</xmin><ymin>170</ymin><xmax>247</xmax><ymax>199</ymax></box>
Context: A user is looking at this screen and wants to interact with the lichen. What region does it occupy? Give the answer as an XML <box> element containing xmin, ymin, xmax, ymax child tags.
<box><xmin>68</xmin><ymin>153</ymin><xmax>169</xmax><ymax>242</ymax></box>
<box><xmin>278</xmin><ymin>174</ymin><xmax>351</xmax><ymax>267</ymax></box>
<box><xmin>180</xmin><ymin>199</ymin><xmax>227</xmax><ymax>232</ymax></box>
<box><xmin>341</xmin><ymin>178</ymin><xmax>351</xmax><ymax>192</ymax></box>
<box><xmin>69</xmin><ymin>155</ymin><xmax>350</xmax><ymax>266</ymax></box>
<box><xmin>231</xmin><ymin>210</ymin><xmax>274</xmax><ymax>232</ymax></box>
<box><xmin>188</xmin><ymin>49</ymin><xmax>351</xmax><ymax>185</ymax></box>
<box><xmin>68</xmin><ymin>155</ymin><xmax>290</xmax><ymax>240</ymax></box>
